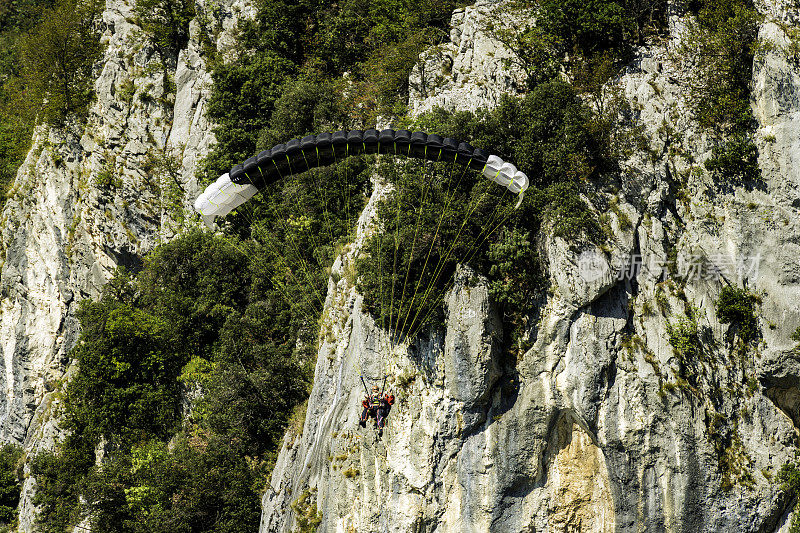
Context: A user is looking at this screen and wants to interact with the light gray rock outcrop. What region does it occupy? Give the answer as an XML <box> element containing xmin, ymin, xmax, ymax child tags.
<box><xmin>408</xmin><ymin>0</ymin><xmax>526</xmax><ymax>115</ymax></box>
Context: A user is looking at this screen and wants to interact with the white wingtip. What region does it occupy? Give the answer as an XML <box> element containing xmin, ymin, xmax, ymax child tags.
<box><xmin>514</xmin><ymin>191</ymin><xmax>525</xmax><ymax>209</ymax></box>
<box><xmin>201</xmin><ymin>214</ymin><xmax>216</xmax><ymax>228</ymax></box>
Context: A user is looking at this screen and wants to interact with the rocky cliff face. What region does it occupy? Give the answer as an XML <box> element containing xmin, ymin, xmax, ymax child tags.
<box><xmin>1</xmin><ymin>0</ymin><xmax>798</xmax><ymax>531</ymax></box>
<box><xmin>262</xmin><ymin>1</ymin><xmax>800</xmax><ymax>532</ymax></box>
<box><xmin>407</xmin><ymin>1</ymin><xmax>526</xmax><ymax>116</ymax></box>
<box><xmin>0</xmin><ymin>0</ymin><xmax>249</xmax><ymax>529</ymax></box>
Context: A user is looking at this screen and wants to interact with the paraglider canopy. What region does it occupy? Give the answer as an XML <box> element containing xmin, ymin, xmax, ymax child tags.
<box><xmin>194</xmin><ymin>129</ymin><xmax>529</xmax><ymax>225</ymax></box>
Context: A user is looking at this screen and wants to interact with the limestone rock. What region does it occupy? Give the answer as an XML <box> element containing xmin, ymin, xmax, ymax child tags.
<box><xmin>408</xmin><ymin>0</ymin><xmax>526</xmax><ymax>115</ymax></box>
<box><xmin>545</xmin><ymin>415</ymin><xmax>614</xmax><ymax>533</ymax></box>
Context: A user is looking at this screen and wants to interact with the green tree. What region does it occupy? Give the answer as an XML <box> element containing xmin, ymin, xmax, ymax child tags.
<box><xmin>704</xmin><ymin>131</ymin><xmax>760</xmax><ymax>183</ymax></box>
<box><xmin>356</xmin><ymin>158</ymin><xmax>491</xmax><ymax>333</ymax></box>
<box><xmin>485</xmin><ymin>17</ymin><xmax>563</xmax><ymax>88</ymax></box>
<box><xmin>200</xmin><ymin>302</ymin><xmax>309</xmax><ymax>457</ymax></box>
<box><xmin>356</xmin><ymin>29</ymin><xmax>438</xmax><ymax>118</ymax></box>
<box><xmin>201</xmin><ymin>51</ymin><xmax>296</xmax><ymax>181</ymax></box>
<box><xmin>473</xmin><ymin>79</ymin><xmax>611</xmax><ymax>186</ymax></box>
<box><xmin>687</xmin><ymin>0</ymin><xmax>760</xmax><ymax>132</ymax></box>
<box><xmin>31</xmin><ymin>232</ymin><xmax>262</xmax><ymax>531</ymax></box>
<box><xmin>30</xmin><ymin>430</ymin><xmax>97</xmax><ymax>532</ymax></box>
<box><xmin>0</xmin><ymin>443</ymin><xmax>23</xmax><ymax>525</ymax></box>
<box><xmin>487</xmin><ymin>227</ymin><xmax>541</xmax><ymax>317</ymax></box>
<box><xmin>667</xmin><ymin>314</ymin><xmax>703</xmax><ymax>362</ymax></box>
<box><xmin>257</xmin><ymin>76</ymin><xmax>351</xmax><ymax>149</ymax></box>
<box><xmin>135</xmin><ymin>230</ymin><xmax>252</xmax><ymax>361</ymax></box>
<box><xmin>414</xmin><ymin>80</ymin><xmax>605</xmax><ymax>185</ymax></box>
<box><xmin>686</xmin><ymin>0</ymin><xmax>761</xmax><ymax>183</ymax></box>
<box><xmin>243</xmin><ymin>0</ymin><xmax>324</xmax><ymax>65</ymax></box>
<box><xmin>66</xmin><ymin>300</ymin><xmax>179</xmax><ymax>445</ymax></box>
<box><xmin>0</xmin><ymin>88</ymin><xmax>35</xmax><ymax>198</ymax></box>
<box><xmin>134</xmin><ymin>0</ymin><xmax>195</xmax><ymax>57</ymax></box>
<box><xmin>30</xmin><ymin>212</ymin><xmax>348</xmax><ymax>531</ymax></box>
<box><xmin>21</xmin><ymin>0</ymin><xmax>103</xmax><ymax>123</ymax></box>
<box><xmin>0</xmin><ymin>0</ymin><xmax>58</xmax><ymax>200</ymax></box>
<box><xmin>315</xmin><ymin>0</ymin><xmax>460</xmax><ymax>73</ymax></box>
<box><xmin>537</xmin><ymin>0</ymin><xmax>633</xmax><ymax>58</ymax></box>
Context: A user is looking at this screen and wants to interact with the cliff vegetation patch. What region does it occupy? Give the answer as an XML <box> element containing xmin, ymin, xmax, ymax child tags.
<box><xmin>0</xmin><ymin>0</ymin><xmax>104</xmax><ymax>204</ymax></box>
<box><xmin>685</xmin><ymin>0</ymin><xmax>762</xmax><ymax>183</ymax></box>
<box><xmin>0</xmin><ymin>444</ymin><xmax>23</xmax><ymax>529</ymax></box>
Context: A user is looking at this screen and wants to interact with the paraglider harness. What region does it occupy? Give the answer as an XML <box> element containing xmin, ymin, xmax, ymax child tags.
<box><xmin>359</xmin><ymin>375</ymin><xmax>394</xmax><ymax>434</ymax></box>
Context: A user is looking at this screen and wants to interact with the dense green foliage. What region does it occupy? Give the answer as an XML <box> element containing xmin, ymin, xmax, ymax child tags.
<box><xmin>415</xmin><ymin>79</ymin><xmax>610</xmax><ymax>187</ymax></box>
<box><xmin>30</xmin><ymin>232</ymin><xmax>318</xmax><ymax>531</ymax></box>
<box><xmin>686</xmin><ymin>0</ymin><xmax>761</xmax><ymax>182</ymax></box>
<box><xmin>0</xmin><ymin>0</ymin><xmax>102</xmax><ymax>202</ymax></box>
<box><xmin>0</xmin><ymin>0</ymin><xmax>50</xmax><ymax>199</ymax></box>
<box><xmin>487</xmin><ymin>0</ymin><xmax>760</xmax><ymax>188</ymax></box>
<box><xmin>202</xmin><ymin>51</ymin><xmax>297</xmax><ymax>179</ymax></box>
<box><xmin>21</xmin><ymin>0</ymin><xmax>103</xmax><ymax>123</ymax></box>
<box><xmin>487</xmin><ymin>0</ymin><xmax>667</xmax><ymax>88</ymax></box>
<box><xmin>687</xmin><ymin>0</ymin><xmax>760</xmax><ymax>131</ymax></box>
<box><xmin>256</xmin><ymin>76</ymin><xmax>351</xmax><ymax>150</ymax></box>
<box><xmin>67</xmin><ymin>301</ymin><xmax>179</xmax><ymax>444</ymax></box>
<box><xmin>716</xmin><ymin>286</ymin><xmax>760</xmax><ymax>346</ymax></box>
<box><xmin>0</xmin><ymin>444</ymin><xmax>23</xmax><ymax>526</ymax></box>
<box><xmin>315</xmin><ymin>0</ymin><xmax>461</xmax><ymax>74</ymax></box>
<box><xmin>537</xmin><ymin>0</ymin><xmax>632</xmax><ymax>57</ymax></box>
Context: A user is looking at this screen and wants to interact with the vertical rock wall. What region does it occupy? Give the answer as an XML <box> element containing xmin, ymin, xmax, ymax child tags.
<box><xmin>408</xmin><ymin>1</ymin><xmax>526</xmax><ymax>116</ymax></box>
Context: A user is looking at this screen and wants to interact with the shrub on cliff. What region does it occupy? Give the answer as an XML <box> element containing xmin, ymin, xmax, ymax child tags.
<box><xmin>0</xmin><ymin>444</ymin><xmax>22</xmax><ymax>526</ymax></box>
<box><xmin>686</xmin><ymin>0</ymin><xmax>761</xmax><ymax>183</ymax></box>
<box><xmin>716</xmin><ymin>286</ymin><xmax>760</xmax><ymax>347</ymax></box>
<box><xmin>134</xmin><ymin>0</ymin><xmax>195</xmax><ymax>58</ymax></box>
